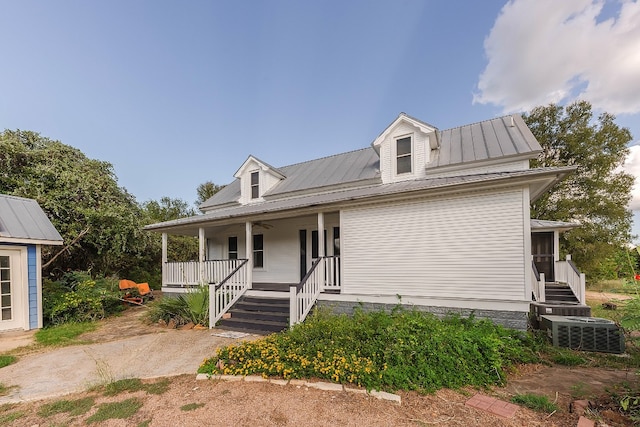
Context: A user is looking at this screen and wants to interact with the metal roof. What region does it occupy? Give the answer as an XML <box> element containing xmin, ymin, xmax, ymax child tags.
<box><xmin>200</xmin><ymin>148</ymin><xmax>380</xmax><ymax>210</ymax></box>
<box><xmin>530</xmin><ymin>219</ymin><xmax>579</xmax><ymax>231</ymax></box>
<box><xmin>148</xmin><ymin>166</ymin><xmax>575</xmax><ymax>233</ymax></box>
<box><xmin>0</xmin><ymin>194</ymin><xmax>63</xmax><ymax>245</ymax></box>
<box><xmin>431</xmin><ymin>115</ymin><xmax>541</xmax><ymax>169</ymax></box>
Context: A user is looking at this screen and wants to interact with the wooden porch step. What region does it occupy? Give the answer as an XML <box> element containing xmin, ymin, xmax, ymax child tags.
<box><xmin>216</xmin><ymin>294</ymin><xmax>289</xmax><ymax>334</ymax></box>
<box><xmin>217</xmin><ymin>317</ymin><xmax>288</xmax><ymax>334</ymax></box>
<box><xmin>544</xmin><ymin>284</ymin><xmax>579</xmax><ymax>303</ymax></box>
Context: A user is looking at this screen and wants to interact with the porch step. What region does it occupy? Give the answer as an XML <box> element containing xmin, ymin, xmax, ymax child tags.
<box><xmin>216</xmin><ymin>295</ymin><xmax>289</xmax><ymax>334</ymax></box>
<box><xmin>545</xmin><ymin>284</ymin><xmax>579</xmax><ymax>303</ymax></box>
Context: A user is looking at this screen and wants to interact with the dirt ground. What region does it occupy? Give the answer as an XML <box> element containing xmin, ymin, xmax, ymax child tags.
<box><xmin>2</xmin><ymin>295</ymin><xmax>639</xmax><ymax>426</ymax></box>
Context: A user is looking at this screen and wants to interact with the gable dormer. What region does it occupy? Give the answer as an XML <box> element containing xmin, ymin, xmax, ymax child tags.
<box><xmin>234</xmin><ymin>155</ymin><xmax>286</xmax><ymax>204</ymax></box>
<box><xmin>371</xmin><ymin>113</ymin><xmax>440</xmax><ymax>184</ymax></box>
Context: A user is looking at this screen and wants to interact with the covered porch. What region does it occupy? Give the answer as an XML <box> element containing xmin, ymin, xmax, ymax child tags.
<box><xmin>157</xmin><ymin>211</ymin><xmax>342</xmax><ymax>329</ymax></box>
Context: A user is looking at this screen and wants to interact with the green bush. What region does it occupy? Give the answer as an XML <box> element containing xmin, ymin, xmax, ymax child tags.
<box><xmin>43</xmin><ymin>271</ymin><xmax>124</xmax><ymax>326</ymax></box>
<box><xmin>147</xmin><ymin>285</ymin><xmax>209</xmax><ymax>326</ymax></box>
<box><xmin>200</xmin><ymin>307</ymin><xmax>540</xmax><ymax>392</ymax></box>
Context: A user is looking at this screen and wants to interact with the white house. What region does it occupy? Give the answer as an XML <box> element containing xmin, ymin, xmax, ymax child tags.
<box><xmin>145</xmin><ymin>113</ymin><xmax>587</xmax><ymax>332</ymax></box>
<box><xmin>0</xmin><ymin>194</ymin><xmax>63</xmax><ymax>331</ymax></box>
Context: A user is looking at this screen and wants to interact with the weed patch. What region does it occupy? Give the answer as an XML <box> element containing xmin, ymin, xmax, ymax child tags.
<box><xmin>100</xmin><ymin>377</ymin><xmax>172</xmax><ymax>396</ymax></box>
<box><xmin>200</xmin><ymin>308</ymin><xmax>541</xmax><ymax>392</ymax></box>
<box><xmin>0</xmin><ymin>355</ymin><xmax>17</xmax><ymax>368</ymax></box>
<box><xmin>180</xmin><ymin>402</ymin><xmax>205</xmax><ymax>411</ymax></box>
<box><xmin>35</xmin><ymin>322</ymin><xmax>97</xmax><ymax>346</ymax></box>
<box><xmin>511</xmin><ymin>393</ymin><xmax>558</xmax><ymax>413</ymax></box>
<box><xmin>0</xmin><ymin>410</ymin><xmax>24</xmax><ymax>424</ymax></box>
<box><xmin>549</xmin><ymin>349</ymin><xmax>586</xmax><ymax>366</ymax></box>
<box><xmin>86</xmin><ymin>397</ymin><xmax>142</xmax><ymax>423</ymax></box>
<box><xmin>37</xmin><ymin>397</ymin><xmax>94</xmax><ymax>417</ymax></box>
<box><xmin>0</xmin><ymin>382</ymin><xmax>16</xmax><ymax>396</ymax></box>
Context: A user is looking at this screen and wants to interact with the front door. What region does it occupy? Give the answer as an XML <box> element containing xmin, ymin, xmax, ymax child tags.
<box><xmin>0</xmin><ymin>249</ymin><xmax>25</xmax><ymax>331</ymax></box>
<box><xmin>531</xmin><ymin>232</ymin><xmax>554</xmax><ymax>282</ymax></box>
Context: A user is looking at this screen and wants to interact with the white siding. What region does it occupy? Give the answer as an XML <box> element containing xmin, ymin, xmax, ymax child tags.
<box><xmin>341</xmin><ymin>188</ymin><xmax>527</xmax><ymax>301</ymax></box>
<box><xmin>379</xmin><ymin>122</ymin><xmax>433</xmax><ymax>184</ymax></box>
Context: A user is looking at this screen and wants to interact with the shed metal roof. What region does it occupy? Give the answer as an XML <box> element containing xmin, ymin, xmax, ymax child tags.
<box><xmin>149</xmin><ymin>166</ymin><xmax>575</xmax><ymax>234</ymax></box>
<box><xmin>530</xmin><ymin>219</ymin><xmax>579</xmax><ymax>231</ymax></box>
<box><xmin>0</xmin><ymin>194</ymin><xmax>63</xmax><ymax>245</ymax></box>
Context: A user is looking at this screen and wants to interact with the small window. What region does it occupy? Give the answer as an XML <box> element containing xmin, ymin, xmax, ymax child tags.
<box><xmin>250</xmin><ymin>171</ymin><xmax>259</xmax><ymax>199</ymax></box>
<box><xmin>396</xmin><ymin>137</ymin><xmax>412</xmax><ymax>174</ymax></box>
<box><xmin>228</xmin><ymin>236</ymin><xmax>238</xmax><ymax>260</ymax></box>
<box><xmin>253</xmin><ymin>234</ymin><xmax>264</xmax><ymax>268</ymax></box>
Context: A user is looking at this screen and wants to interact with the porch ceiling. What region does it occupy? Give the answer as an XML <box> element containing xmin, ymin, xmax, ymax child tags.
<box><xmin>145</xmin><ymin>166</ymin><xmax>575</xmax><ymax>236</ymax></box>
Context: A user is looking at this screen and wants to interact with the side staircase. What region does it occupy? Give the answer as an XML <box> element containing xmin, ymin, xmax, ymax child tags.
<box><xmin>216</xmin><ymin>294</ymin><xmax>289</xmax><ymax>335</ymax></box>
<box><xmin>545</xmin><ymin>282</ymin><xmax>580</xmax><ymax>303</ymax></box>
<box><xmin>531</xmin><ymin>282</ymin><xmax>591</xmax><ymax>329</ymax></box>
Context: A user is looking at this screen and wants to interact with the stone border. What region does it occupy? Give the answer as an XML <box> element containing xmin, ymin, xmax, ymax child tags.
<box><xmin>196</xmin><ymin>373</ymin><xmax>401</xmax><ymax>404</ymax></box>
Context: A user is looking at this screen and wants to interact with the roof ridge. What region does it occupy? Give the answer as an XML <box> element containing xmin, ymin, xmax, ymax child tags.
<box><xmin>440</xmin><ymin>114</ymin><xmax>519</xmax><ymax>132</ymax></box>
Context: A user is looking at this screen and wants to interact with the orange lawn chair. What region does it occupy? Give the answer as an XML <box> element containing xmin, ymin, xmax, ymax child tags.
<box><xmin>119</xmin><ymin>279</ymin><xmax>153</xmax><ymax>305</ymax></box>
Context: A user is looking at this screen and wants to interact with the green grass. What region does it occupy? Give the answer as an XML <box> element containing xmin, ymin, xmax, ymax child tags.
<box><xmin>511</xmin><ymin>393</ymin><xmax>558</xmax><ymax>413</ymax></box>
<box><xmin>587</xmin><ymin>279</ymin><xmax>632</xmax><ymax>294</ymax></box>
<box><xmin>86</xmin><ymin>398</ymin><xmax>143</xmax><ymax>424</ymax></box>
<box><xmin>0</xmin><ymin>355</ymin><xmax>17</xmax><ymax>368</ymax></box>
<box><xmin>100</xmin><ymin>377</ymin><xmax>172</xmax><ymax>396</ymax></box>
<box><xmin>37</xmin><ymin>397</ymin><xmax>95</xmax><ymax>417</ymax></box>
<box><xmin>548</xmin><ymin>348</ymin><xmax>586</xmax><ymax>366</ymax></box>
<box><xmin>34</xmin><ymin>322</ymin><xmax>97</xmax><ymax>346</ymax></box>
<box><xmin>0</xmin><ymin>410</ymin><xmax>25</xmax><ymax>424</ymax></box>
<box><xmin>137</xmin><ymin>420</ymin><xmax>152</xmax><ymax>427</ymax></box>
<box><xmin>180</xmin><ymin>402</ymin><xmax>205</xmax><ymax>411</ymax></box>
<box><xmin>0</xmin><ymin>382</ymin><xmax>15</xmax><ymax>396</ymax></box>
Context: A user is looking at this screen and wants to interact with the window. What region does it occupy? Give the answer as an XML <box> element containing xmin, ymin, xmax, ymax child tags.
<box><xmin>228</xmin><ymin>236</ymin><xmax>238</xmax><ymax>260</ymax></box>
<box><xmin>311</xmin><ymin>230</ymin><xmax>327</xmax><ymax>259</ymax></box>
<box><xmin>250</xmin><ymin>171</ymin><xmax>259</xmax><ymax>199</ymax></box>
<box><xmin>396</xmin><ymin>136</ymin><xmax>412</xmax><ymax>174</ymax></box>
<box><xmin>253</xmin><ymin>234</ymin><xmax>264</xmax><ymax>268</ymax></box>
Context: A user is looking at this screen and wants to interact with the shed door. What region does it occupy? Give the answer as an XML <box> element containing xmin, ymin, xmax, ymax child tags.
<box><xmin>531</xmin><ymin>232</ymin><xmax>554</xmax><ymax>282</ymax></box>
<box><xmin>0</xmin><ymin>250</ymin><xmax>25</xmax><ymax>331</ymax></box>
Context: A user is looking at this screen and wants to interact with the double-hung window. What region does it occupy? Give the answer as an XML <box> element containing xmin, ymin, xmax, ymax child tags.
<box><xmin>250</xmin><ymin>171</ymin><xmax>259</xmax><ymax>199</ymax></box>
<box><xmin>228</xmin><ymin>236</ymin><xmax>238</xmax><ymax>260</ymax></box>
<box><xmin>253</xmin><ymin>234</ymin><xmax>264</xmax><ymax>268</ymax></box>
<box><xmin>396</xmin><ymin>136</ymin><xmax>412</xmax><ymax>174</ymax></box>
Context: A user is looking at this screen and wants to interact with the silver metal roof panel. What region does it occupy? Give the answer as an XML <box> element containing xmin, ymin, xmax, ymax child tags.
<box><xmin>0</xmin><ymin>194</ymin><xmax>63</xmax><ymax>244</ymax></box>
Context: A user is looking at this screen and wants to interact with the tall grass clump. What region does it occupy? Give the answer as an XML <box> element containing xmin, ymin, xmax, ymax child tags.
<box><xmin>147</xmin><ymin>285</ymin><xmax>209</xmax><ymax>326</ymax></box>
<box><xmin>200</xmin><ymin>307</ymin><xmax>541</xmax><ymax>392</ymax></box>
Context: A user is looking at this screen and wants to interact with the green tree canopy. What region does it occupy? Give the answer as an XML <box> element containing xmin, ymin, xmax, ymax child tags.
<box><xmin>0</xmin><ymin>129</ymin><xmax>150</xmax><ymax>279</ymax></box>
<box><xmin>524</xmin><ymin>101</ymin><xmax>634</xmax><ymax>279</ymax></box>
<box><xmin>196</xmin><ymin>180</ymin><xmax>223</xmax><ymax>207</ymax></box>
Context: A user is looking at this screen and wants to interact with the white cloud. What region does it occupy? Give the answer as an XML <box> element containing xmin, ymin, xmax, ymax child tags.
<box><xmin>624</xmin><ymin>144</ymin><xmax>640</xmax><ymax>210</ymax></box>
<box><xmin>475</xmin><ymin>0</ymin><xmax>640</xmax><ymax>115</ymax></box>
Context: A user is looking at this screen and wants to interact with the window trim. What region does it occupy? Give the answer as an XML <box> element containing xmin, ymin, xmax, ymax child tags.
<box><xmin>395</xmin><ymin>135</ymin><xmax>412</xmax><ymax>175</ymax></box>
<box><xmin>253</xmin><ymin>234</ymin><xmax>264</xmax><ymax>269</ymax></box>
<box><xmin>250</xmin><ymin>171</ymin><xmax>260</xmax><ymax>199</ymax></box>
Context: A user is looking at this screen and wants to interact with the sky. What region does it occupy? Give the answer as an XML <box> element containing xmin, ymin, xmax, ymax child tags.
<box><xmin>1</xmin><ymin>0</ymin><xmax>640</xmax><ymax>238</ymax></box>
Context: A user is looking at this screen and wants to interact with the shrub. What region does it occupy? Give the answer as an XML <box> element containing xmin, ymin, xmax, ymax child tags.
<box><xmin>200</xmin><ymin>307</ymin><xmax>540</xmax><ymax>392</ymax></box>
<box><xmin>147</xmin><ymin>285</ymin><xmax>209</xmax><ymax>326</ymax></box>
<box><xmin>42</xmin><ymin>271</ymin><xmax>124</xmax><ymax>326</ymax></box>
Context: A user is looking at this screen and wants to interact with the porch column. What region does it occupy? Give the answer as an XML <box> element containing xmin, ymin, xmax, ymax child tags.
<box><xmin>246</xmin><ymin>221</ymin><xmax>253</xmax><ymax>289</ymax></box>
<box><xmin>317</xmin><ymin>212</ymin><xmax>326</xmax><ymax>289</ymax></box>
<box><xmin>161</xmin><ymin>232</ymin><xmax>168</xmax><ymax>287</ymax></box>
<box><xmin>198</xmin><ymin>227</ymin><xmax>206</xmax><ymax>283</ymax></box>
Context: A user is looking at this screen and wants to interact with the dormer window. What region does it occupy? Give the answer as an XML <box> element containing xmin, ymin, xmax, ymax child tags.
<box><xmin>396</xmin><ymin>136</ymin><xmax>412</xmax><ymax>174</ymax></box>
<box><xmin>250</xmin><ymin>171</ymin><xmax>259</xmax><ymax>199</ymax></box>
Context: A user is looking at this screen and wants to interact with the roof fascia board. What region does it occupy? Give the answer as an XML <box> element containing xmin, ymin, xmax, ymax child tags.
<box><xmin>0</xmin><ymin>237</ymin><xmax>63</xmax><ymax>246</ymax></box>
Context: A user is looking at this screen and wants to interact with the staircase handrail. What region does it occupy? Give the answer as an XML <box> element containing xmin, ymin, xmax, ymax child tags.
<box><xmin>209</xmin><ymin>259</ymin><xmax>250</xmax><ymax>327</ymax></box>
<box><xmin>290</xmin><ymin>257</ymin><xmax>323</xmax><ymax>326</ymax></box>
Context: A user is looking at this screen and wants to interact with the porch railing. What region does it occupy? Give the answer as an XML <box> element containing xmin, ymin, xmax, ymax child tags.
<box><xmin>531</xmin><ymin>261</ymin><xmax>546</xmax><ymax>302</ymax></box>
<box><xmin>164</xmin><ymin>259</ymin><xmax>247</xmax><ymax>287</ymax></box>
<box><xmin>323</xmin><ymin>255</ymin><xmax>341</xmax><ymax>291</ymax></box>
<box><xmin>209</xmin><ymin>259</ymin><xmax>250</xmax><ymax>327</ymax></box>
<box><xmin>290</xmin><ymin>258</ymin><xmax>324</xmax><ymax>327</ymax></box>
<box><xmin>555</xmin><ymin>255</ymin><xmax>586</xmax><ymax>304</ymax></box>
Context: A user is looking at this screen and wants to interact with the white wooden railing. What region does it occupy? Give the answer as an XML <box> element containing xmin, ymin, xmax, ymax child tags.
<box><xmin>555</xmin><ymin>255</ymin><xmax>586</xmax><ymax>304</ymax></box>
<box><xmin>290</xmin><ymin>258</ymin><xmax>324</xmax><ymax>327</ymax></box>
<box><xmin>531</xmin><ymin>261</ymin><xmax>546</xmax><ymax>302</ymax></box>
<box><xmin>323</xmin><ymin>255</ymin><xmax>341</xmax><ymax>291</ymax></box>
<box><xmin>164</xmin><ymin>259</ymin><xmax>246</xmax><ymax>287</ymax></box>
<box><xmin>209</xmin><ymin>259</ymin><xmax>250</xmax><ymax>327</ymax></box>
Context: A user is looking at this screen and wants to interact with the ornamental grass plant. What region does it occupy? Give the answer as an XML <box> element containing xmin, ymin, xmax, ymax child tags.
<box><xmin>200</xmin><ymin>307</ymin><xmax>541</xmax><ymax>392</ymax></box>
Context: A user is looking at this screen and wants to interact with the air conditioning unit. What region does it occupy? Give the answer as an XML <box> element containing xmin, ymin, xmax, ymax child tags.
<box><xmin>540</xmin><ymin>315</ymin><xmax>625</xmax><ymax>354</ymax></box>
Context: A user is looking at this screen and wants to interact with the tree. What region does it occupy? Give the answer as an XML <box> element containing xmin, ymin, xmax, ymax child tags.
<box><xmin>524</xmin><ymin>101</ymin><xmax>634</xmax><ymax>279</ymax></box>
<box><xmin>0</xmin><ymin>129</ymin><xmax>152</xmax><ymax>279</ymax></box>
<box><xmin>196</xmin><ymin>181</ymin><xmax>223</xmax><ymax>207</ymax></box>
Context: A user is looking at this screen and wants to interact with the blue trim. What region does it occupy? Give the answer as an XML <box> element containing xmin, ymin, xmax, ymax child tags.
<box><xmin>27</xmin><ymin>245</ymin><xmax>38</xmax><ymax>329</ymax></box>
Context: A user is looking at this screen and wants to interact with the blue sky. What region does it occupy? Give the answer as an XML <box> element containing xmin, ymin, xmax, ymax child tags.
<box><xmin>1</xmin><ymin>0</ymin><xmax>640</xmax><ymax>237</ymax></box>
